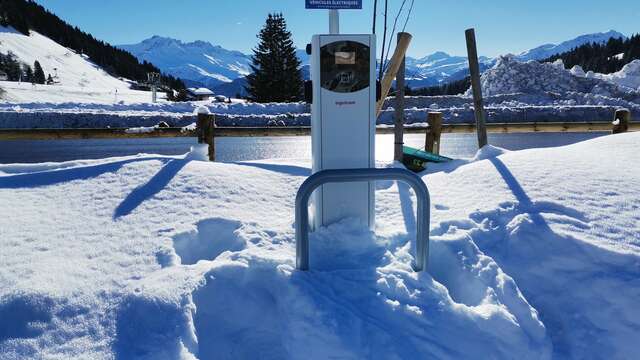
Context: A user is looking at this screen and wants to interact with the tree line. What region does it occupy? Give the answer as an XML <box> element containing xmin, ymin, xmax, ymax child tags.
<box><xmin>544</xmin><ymin>34</ymin><xmax>640</xmax><ymax>73</ymax></box>
<box><xmin>0</xmin><ymin>0</ymin><xmax>185</xmax><ymax>90</ymax></box>
<box><xmin>0</xmin><ymin>51</ymin><xmax>51</xmax><ymax>84</ymax></box>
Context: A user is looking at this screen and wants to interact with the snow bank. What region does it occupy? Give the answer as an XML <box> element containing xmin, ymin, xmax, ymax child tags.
<box><xmin>585</xmin><ymin>59</ymin><xmax>640</xmax><ymax>91</ymax></box>
<box><xmin>1</xmin><ymin>133</ymin><xmax>639</xmax><ymax>358</ymax></box>
<box><xmin>469</xmin><ymin>56</ymin><xmax>632</xmax><ymax>97</ymax></box>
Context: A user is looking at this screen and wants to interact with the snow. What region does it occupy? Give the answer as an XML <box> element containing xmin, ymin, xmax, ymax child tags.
<box><xmin>118</xmin><ymin>36</ymin><xmax>252</xmax><ymax>89</ymax></box>
<box><xmin>0</xmin><ymin>80</ymin><xmax>164</xmax><ymax>104</ymax></box>
<box><xmin>1</xmin><ymin>132</ymin><xmax>639</xmax><ymax>359</ymax></box>
<box><xmin>0</xmin><ymin>26</ymin><xmax>130</xmax><ymax>91</ymax></box>
<box><xmin>0</xmin><ymin>26</ymin><xmax>163</xmax><ymax>104</ymax></box>
<box><xmin>584</xmin><ymin>60</ymin><xmax>640</xmax><ymax>91</ymax></box>
<box><xmin>516</xmin><ymin>30</ymin><xmax>626</xmax><ymax>62</ymax></box>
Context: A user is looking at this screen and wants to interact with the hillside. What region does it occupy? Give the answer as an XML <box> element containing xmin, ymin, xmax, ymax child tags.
<box><xmin>517</xmin><ymin>30</ymin><xmax>626</xmax><ymax>61</ymax></box>
<box><xmin>544</xmin><ymin>33</ymin><xmax>640</xmax><ymax>74</ymax></box>
<box><xmin>0</xmin><ymin>26</ymin><xmax>168</xmax><ymax>103</ymax></box>
<box><xmin>0</xmin><ymin>0</ymin><xmax>183</xmax><ymax>90</ymax></box>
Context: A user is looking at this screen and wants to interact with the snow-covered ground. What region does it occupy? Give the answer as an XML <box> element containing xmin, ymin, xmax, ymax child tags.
<box><xmin>0</xmin><ymin>81</ymin><xmax>164</xmax><ymax>104</ymax></box>
<box><xmin>1</xmin><ymin>132</ymin><xmax>638</xmax><ymax>359</ymax></box>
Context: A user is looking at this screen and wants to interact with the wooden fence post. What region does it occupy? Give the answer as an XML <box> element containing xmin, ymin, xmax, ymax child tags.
<box><xmin>376</xmin><ymin>32</ymin><xmax>412</xmax><ymax>118</ymax></box>
<box><xmin>425</xmin><ymin>112</ymin><xmax>443</xmax><ymax>154</ymax></box>
<box><xmin>197</xmin><ymin>112</ymin><xmax>216</xmax><ymax>161</ymax></box>
<box><xmin>394</xmin><ymin>33</ymin><xmax>406</xmax><ymax>162</ymax></box>
<box><xmin>465</xmin><ymin>28</ymin><xmax>488</xmax><ymax>149</ymax></box>
<box><xmin>612</xmin><ymin>109</ymin><xmax>630</xmax><ymax>134</ymax></box>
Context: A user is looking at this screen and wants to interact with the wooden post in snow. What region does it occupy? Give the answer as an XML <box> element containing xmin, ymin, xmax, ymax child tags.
<box><xmin>197</xmin><ymin>111</ymin><xmax>216</xmax><ymax>161</ymax></box>
<box><xmin>612</xmin><ymin>108</ymin><xmax>630</xmax><ymax>134</ymax></box>
<box><xmin>465</xmin><ymin>28</ymin><xmax>488</xmax><ymax>149</ymax></box>
<box><xmin>425</xmin><ymin>112</ymin><xmax>443</xmax><ymax>154</ymax></box>
<box><xmin>376</xmin><ymin>32</ymin><xmax>412</xmax><ymax>118</ymax></box>
<box><xmin>394</xmin><ymin>33</ymin><xmax>406</xmax><ymax>162</ymax></box>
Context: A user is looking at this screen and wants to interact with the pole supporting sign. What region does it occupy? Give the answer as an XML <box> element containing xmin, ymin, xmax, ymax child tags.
<box><xmin>306</xmin><ymin>0</ymin><xmax>362</xmax><ymax>9</ymax></box>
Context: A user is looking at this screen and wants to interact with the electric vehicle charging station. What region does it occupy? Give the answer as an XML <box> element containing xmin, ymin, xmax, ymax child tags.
<box><xmin>309</xmin><ymin>34</ymin><xmax>376</xmax><ymax>230</ymax></box>
<box><xmin>305</xmin><ymin>0</ymin><xmax>377</xmax><ymax>230</ymax></box>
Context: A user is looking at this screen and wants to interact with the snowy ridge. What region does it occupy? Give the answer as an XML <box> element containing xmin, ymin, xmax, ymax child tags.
<box><xmin>516</xmin><ymin>30</ymin><xmax>627</xmax><ymax>61</ymax></box>
<box><xmin>1</xmin><ymin>133</ymin><xmax>639</xmax><ymax>358</ymax></box>
<box><xmin>117</xmin><ymin>31</ymin><xmax>626</xmax><ymax>91</ymax></box>
<box><xmin>119</xmin><ymin>36</ymin><xmax>252</xmax><ymax>89</ymax></box>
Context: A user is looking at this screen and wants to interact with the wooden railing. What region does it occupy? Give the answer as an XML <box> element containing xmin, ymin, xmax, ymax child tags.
<box><xmin>0</xmin><ymin>121</ymin><xmax>636</xmax><ymax>141</ymax></box>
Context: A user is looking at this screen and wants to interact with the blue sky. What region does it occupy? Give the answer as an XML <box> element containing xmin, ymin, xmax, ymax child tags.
<box><xmin>35</xmin><ymin>0</ymin><xmax>638</xmax><ymax>58</ymax></box>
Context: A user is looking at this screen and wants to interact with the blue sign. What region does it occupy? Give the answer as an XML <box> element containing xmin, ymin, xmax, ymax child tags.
<box><xmin>306</xmin><ymin>0</ymin><xmax>362</xmax><ymax>10</ymax></box>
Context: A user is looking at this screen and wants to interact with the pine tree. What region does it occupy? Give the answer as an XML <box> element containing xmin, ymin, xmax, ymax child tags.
<box><xmin>33</xmin><ymin>60</ymin><xmax>45</xmax><ymax>84</ymax></box>
<box><xmin>47</xmin><ymin>74</ymin><xmax>54</xmax><ymax>84</ymax></box>
<box><xmin>24</xmin><ymin>64</ymin><xmax>33</xmax><ymax>82</ymax></box>
<box><xmin>246</xmin><ymin>13</ymin><xmax>303</xmax><ymax>103</ymax></box>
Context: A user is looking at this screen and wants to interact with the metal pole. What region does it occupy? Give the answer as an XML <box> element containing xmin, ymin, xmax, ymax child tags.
<box><xmin>295</xmin><ymin>168</ymin><xmax>431</xmax><ymax>272</ymax></box>
<box><xmin>329</xmin><ymin>9</ymin><xmax>340</xmax><ymax>34</ymax></box>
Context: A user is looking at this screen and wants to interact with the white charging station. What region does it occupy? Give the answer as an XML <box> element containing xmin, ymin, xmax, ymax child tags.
<box><xmin>309</xmin><ymin>34</ymin><xmax>377</xmax><ymax>230</ymax></box>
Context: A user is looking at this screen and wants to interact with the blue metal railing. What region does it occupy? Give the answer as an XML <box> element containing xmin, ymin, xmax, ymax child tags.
<box><xmin>295</xmin><ymin>168</ymin><xmax>431</xmax><ymax>271</ymax></box>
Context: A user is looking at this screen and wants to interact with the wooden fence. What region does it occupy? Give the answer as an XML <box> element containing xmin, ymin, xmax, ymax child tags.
<box><xmin>0</xmin><ymin>112</ymin><xmax>636</xmax><ymax>161</ymax></box>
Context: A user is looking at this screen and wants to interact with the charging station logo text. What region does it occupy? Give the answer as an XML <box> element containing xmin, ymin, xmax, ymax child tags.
<box><xmin>335</xmin><ymin>101</ymin><xmax>356</xmax><ymax>106</ymax></box>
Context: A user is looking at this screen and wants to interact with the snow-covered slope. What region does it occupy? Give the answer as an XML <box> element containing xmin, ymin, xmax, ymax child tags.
<box><xmin>119</xmin><ymin>36</ymin><xmax>252</xmax><ymax>89</ymax></box>
<box><xmin>0</xmin><ymin>26</ymin><xmax>131</xmax><ymax>91</ymax></box>
<box><xmin>516</xmin><ymin>30</ymin><xmax>627</xmax><ymax>61</ymax></box>
<box><xmin>0</xmin><ymin>26</ymin><xmax>165</xmax><ymax>104</ymax></box>
<box><xmin>404</xmin><ymin>52</ymin><xmax>494</xmax><ymax>87</ymax></box>
<box><xmin>1</xmin><ymin>132</ymin><xmax>639</xmax><ymax>359</ymax></box>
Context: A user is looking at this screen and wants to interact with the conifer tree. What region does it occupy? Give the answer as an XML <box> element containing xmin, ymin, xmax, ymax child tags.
<box><xmin>24</xmin><ymin>64</ymin><xmax>33</xmax><ymax>82</ymax></box>
<box><xmin>33</xmin><ymin>60</ymin><xmax>45</xmax><ymax>84</ymax></box>
<box><xmin>246</xmin><ymin>13</ymin><xmax>303</xmax><ymax>103</ymax></box>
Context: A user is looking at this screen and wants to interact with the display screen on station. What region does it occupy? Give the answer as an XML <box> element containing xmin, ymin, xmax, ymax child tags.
<box><xmin>335</xmin><ymin>51</ymin><xmax>356</xmax><ymax>65</ymax></box>
<box><xmin>321</xmin><ymin>41</ymin><xmax>370</xmax><ymax>93</ymax></box>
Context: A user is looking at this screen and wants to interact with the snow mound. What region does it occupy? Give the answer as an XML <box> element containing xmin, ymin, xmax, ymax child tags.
<box><xmin>585</xmin><ymin>59</ymin><xmax>640</xmax><ymax>91</ymax></box>
<box><xmin>471</xmin><ymin>56</ymin><xmax>625</xmax><ymax>97</ymax></box>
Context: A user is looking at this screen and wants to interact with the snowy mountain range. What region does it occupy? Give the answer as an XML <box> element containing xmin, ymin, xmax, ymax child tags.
<box><xmin>119</xmin><ymin>36</ymin><xmax>253</xmax><ymax>90</ymax></box>
<box><xmin>119</xmin><ymin>30</ymin><xmax>626</xmax><ymax>96</ymax></box>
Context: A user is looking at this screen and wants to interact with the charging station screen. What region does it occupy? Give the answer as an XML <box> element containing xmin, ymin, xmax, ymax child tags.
<box><xmin>321</xmin><ymin>41</ymin><xmax>370</xmax><ymax>93</ymax></box>
<box><xmin>335</xmin><ymin>51</ymin><xmax>356</xmax><ymax>65</ymax></box>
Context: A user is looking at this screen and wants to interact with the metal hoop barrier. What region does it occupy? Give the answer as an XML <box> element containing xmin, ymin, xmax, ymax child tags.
<box><xmin>295</xmin><ymin>168</ymin><xmax>431</xmax><ymax>271</ymax></box>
